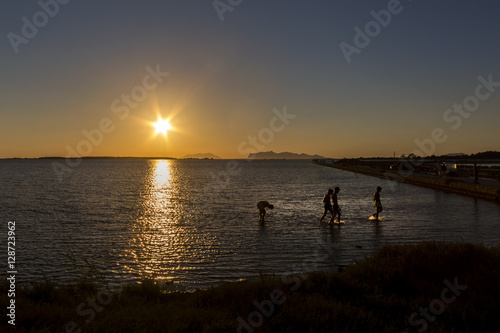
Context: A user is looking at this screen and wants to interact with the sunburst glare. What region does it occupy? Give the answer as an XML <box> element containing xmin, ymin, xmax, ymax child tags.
<box><xmin>152</xmin><ymin>117</ymin><xmax>172</xmax><ymax>136</ymax></box>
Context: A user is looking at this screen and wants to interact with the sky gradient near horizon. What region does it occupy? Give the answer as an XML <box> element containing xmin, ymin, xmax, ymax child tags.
<box><xmin>1</xmin><ymin>1</ymin><xmax>500</xmax><ymax>159</ymax></box>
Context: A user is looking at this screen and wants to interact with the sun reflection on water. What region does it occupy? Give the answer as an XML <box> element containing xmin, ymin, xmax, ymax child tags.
<box><xmin>154</xmin><ymin>159</ymin><xmax>171</xmax><ymax>187</ymax></box>
<box><xmin>121</xmin><ymin>160</ymin><xmax>223</xmax><ymax>288</ymax></box>
<box><xmin>127</xmin><ymin>159</ymin><xmax>181</xmax><ymax>282</ymax></box>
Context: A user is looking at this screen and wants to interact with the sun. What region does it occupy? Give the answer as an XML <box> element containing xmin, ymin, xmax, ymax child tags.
<box><xmin>152</xmin><ymin>117</ymin><xmax>172</xmax><ymax>136</ymax></box>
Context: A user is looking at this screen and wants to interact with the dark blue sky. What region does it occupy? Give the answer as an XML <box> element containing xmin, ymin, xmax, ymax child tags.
<box><xmin>1</xmin><ymin>1</ymin><xmax>499</xmax><ymax>158</ymax></box>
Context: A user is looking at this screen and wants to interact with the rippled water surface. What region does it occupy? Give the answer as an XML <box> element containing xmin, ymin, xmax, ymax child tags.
<box><xmin>1</xmin><ymin>159</ymin><xmax>499</xmax><ymax>289</ymax></box>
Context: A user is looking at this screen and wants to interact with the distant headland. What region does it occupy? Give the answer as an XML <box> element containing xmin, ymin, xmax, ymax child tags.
<box><xmin>248</xmin><ymin>151</ymin><xmax>325</xmax><ymax>160</ymax></box>
<box><xmin>181</xmin><ymin>153</ymin><xmax>221</xmax><ymax>160</ymax></box>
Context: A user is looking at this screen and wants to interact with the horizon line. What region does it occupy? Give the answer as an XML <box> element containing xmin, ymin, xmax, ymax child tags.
<box><xmin>1</xmin><ymin>150</ymin><xmax>499</xmax><ymax>161</ymax></box>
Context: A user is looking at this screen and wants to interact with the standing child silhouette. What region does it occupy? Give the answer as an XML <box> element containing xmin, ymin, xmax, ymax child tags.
<box><xmin>372</xmin><ymin>186</ymin><xmax>383</xmax><ymax>221</ymax></box>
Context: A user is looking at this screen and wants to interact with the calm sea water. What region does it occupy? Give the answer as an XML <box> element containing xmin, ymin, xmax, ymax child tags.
<box><xmin>1</xmin><ymin>159</ymin><xmax>500</xmax><ymax>290</ymax></box>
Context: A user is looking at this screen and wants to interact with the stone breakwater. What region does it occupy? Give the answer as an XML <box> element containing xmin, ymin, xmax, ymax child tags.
<box><xmin>313</xmin><ymin>161</ymin><xmax>500</xmax><ymax>203</ymax></box>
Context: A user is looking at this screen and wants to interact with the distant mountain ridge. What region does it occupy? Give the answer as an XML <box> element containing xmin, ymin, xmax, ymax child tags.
<box><xmin>248</xmin><ymin>151</ymin><xmax>325</xmax><ymax>160</ymax></box>
<box><xmin>182</xmin><ymin>153</ymin><xmax>221</xmax><ymax>159</ymax></box>
<box><xmin>444</xmin><ymin>153</ymin><xmax>467</xmax><ymax>157</ymax></box>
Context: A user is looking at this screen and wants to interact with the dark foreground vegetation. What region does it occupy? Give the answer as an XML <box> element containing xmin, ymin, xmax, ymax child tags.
<box><xmin>2</xmin><ymin>242</ymin><xmax>500</xmax><ymax>332</ymax></box>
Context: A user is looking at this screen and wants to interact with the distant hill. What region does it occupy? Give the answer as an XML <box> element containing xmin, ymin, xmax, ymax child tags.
<box><xmin>248</xmin><ymin>151</ymin><xmax>325</xmax><ymax>160</ymax></box>
<box><xmin>182</xmin><ymin>153</ymin><xmax>221</xmax><ymax>159</ymax></box>
<box><xmin>444</xmin><ymin>153</ymin><xmax>467</xmax><ymax>157</ymax></box>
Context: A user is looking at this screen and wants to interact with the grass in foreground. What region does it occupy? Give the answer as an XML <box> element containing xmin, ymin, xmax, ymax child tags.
<box><xmin>2</xmin><ymin>242</ymin><xmax>500</xmax><ymax>332</ymax></box>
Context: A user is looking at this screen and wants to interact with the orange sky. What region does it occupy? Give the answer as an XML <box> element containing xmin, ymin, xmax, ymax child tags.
<box><xmin>1</xmin><ymin>2</ymin><xmax>500</xmax><ymax>159</ymax></box>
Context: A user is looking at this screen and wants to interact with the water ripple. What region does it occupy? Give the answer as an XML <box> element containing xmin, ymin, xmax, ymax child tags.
<box><xmin>1</xmin><ymin>159</ymin><xmax>499</xmax><ymax>288</ymax></box>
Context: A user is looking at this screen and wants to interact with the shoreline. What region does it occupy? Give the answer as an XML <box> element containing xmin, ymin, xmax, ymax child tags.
<box><xmin>313</xmin><ymin>160</ymin><xmax>500</xmax><ymax>203</ymax></box>
<box><xmin>3</xmin><ymin>242</ymin><xmax>499</xmax><ymax>332</ymax></box>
